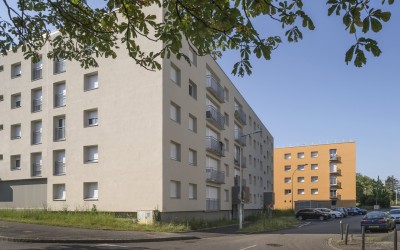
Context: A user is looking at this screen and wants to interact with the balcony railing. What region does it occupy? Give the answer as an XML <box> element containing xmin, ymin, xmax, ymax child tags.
<box><xmin>205</xmin><ymin>136</ymin><xmax>224</xmax><ymax>157</ymax></box>
<box><xmin>206</xmin><ymin>168</ymin><xmax>225</xmax><ymax>184</ymax></box>
<box><xmin>54</xmin><ymin>127</ymin><xmax>66</xmax><ymax>141</ymax></box>
<box><xmin>206</xmin><ymin>105</ymin><xmax>225</xmax><ymax>130</ymax></box>
<box><xmin>32</xmin><ymin>67</ymin><xmax>42</xmax><ymax>81</ymax></box>
<box><xmin>32</xmin><ymin>163</ymin><xmax>42</xmax><ymax>176</ymax></box>
<box><xmin>330</xmin><ymin>168</ymin><xmax>342</xmax><ymax>175</ymax></box>
<box><xmin>32</xmin><ymin>99</ymin><xmax>42</xmax><ymax>112</ymax></box>
<box><xmin>330</xmin><ymin>154</ymin><xmax>341</xmax><ymax>161</ymax></box>
<box><xmin>54</xmin><ymin>60</ymin><xmax>66</xmax><ymax>74</ymax></box>
<box><xmin>206</xmin><ymin>198</ymin><xmax>220</xmax><ymax>211</ymax></box>
<box><xmin>54</xmin><ymin>93</ymin><xmax>66</xmax><ymax>107</ymax></box>
<box><xmin>330</xmin><ymin>193</ymin><xmax>341</xmax><ymax>199</ymax></box>
<box><xmin>330</xmin><ymin>181</ymin><xmax>342</xmax><ymax>188</ymax></box>
<box><xmin>234</xmin><ymin>107</ymin><xmax>247</xmax><ymax>125</ymax></box>
<box><xmin>32</xmin><ymin>131</ymin><xmax>42</xmax><ymax>144</ymax></box>
<box><xmin>234</xmin><ymin>155</ymin><xmax>247</xmax><ymax>168</ymax></box>
<box><xmin>205</xmin><ymin>75</ymin><xmax>225</xmax><ymax>103</ymax></box>
<box><xmin>54</xmin><ymin>161</ymin><xmax>66</xmax><ymax>175</ymax></box>
<box><xmin>234</xmin><ymin>129</ymin><xmax>246</xmax><ymax>146</ymax></box>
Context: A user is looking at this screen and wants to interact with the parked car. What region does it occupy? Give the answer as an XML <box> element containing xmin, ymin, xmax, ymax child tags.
<box><xmin>315</xmin><ymin>208</ymin><xmax>343</xmax><ymax>218</ymax></box>
<box><xmin>389</xmin><ymin>209</ymin><xmax>400</xmax><ymax>223</ymax></box>
<box><xmin>361</xmin><ymin>211</ymin><xmax>396</xmax><ymax>232</ymax></box>
<box><xmin>295</xmin><ymin>208</ymin><xmax>331</xmax><ymax>221</ymax></box>
<box><xmin>332</xmin><ymin>207</ymin><xmax>348</xmax><ymax>217</ymax></box>
<box><xmin>357</xmin><ymin>208</ymin><xmax>368</xmax><ymax>215</ymax></box>
<box><xmin>347</xmin><ymin>207</ymin><xmax>360</xmax><ymax>216</ymax></box>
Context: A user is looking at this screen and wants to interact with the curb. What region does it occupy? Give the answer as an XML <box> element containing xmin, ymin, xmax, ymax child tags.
<box><xmin>0</xmin><ymin>235</ymin><xmax>200</xmax><ymax>244</ymax></box>
<box><xmin>327</xmin><ymin>238</ymin><xmax>342</xmax><ymax>250</ymax></box>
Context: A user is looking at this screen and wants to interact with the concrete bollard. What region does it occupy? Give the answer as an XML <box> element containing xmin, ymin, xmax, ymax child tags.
<box><xmin>394</xmin><ymin>226</ymin><xmax>398</xmax><ymax>250</ymax></box>
<box><xmin>340</xmin><ymin>220</ymin><xmax>343</xmax><ymax>240</ymax></box>
<box><xmin>362</xmin><ymin>226</ymin><xmax>365</xmax><ymax>250</ymax></box>
<box><xmin>345</xmin><ymin>224</ymin><xmax>349</xmax><ymax>245</ymax></box>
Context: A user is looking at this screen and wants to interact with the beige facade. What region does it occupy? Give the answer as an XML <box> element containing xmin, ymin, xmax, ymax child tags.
<box><xmin>0</xmin><ymin>22</ymin><xmax>273</xmax><ymax>218</ymax></box>
<box><xmin>274</xmin><ymin>142</ymin><xmax>356</xmax><ymax>210</ymax></box>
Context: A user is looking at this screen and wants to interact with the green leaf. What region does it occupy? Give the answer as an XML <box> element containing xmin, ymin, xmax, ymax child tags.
<box><xmin>371</xmin><ymin>18</ymin><xmax>382</xmax><ymax>32</ymax></box>
<box><xmin>345</xmin><ymin>45</ymin><xmax>356</xmax><ymax>65</ymax></box>
<box><xmin>354</xmin><ymin>49</ymin><xmax>366</xmax><ymax>67</ymax></box>
<box><xmin>343</xmin><ymin>13</ymin><xmax>351</xmax><ymax>27</ymax></box>
<box><xmin>362</xmin><ymin>17</ymin><xmax>370</xmax><ymax>33</ymax></box>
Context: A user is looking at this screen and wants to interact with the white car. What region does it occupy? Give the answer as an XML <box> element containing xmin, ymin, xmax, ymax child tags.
<box><xmin>390</xmin><ymin>209</ymin><xmax>400</xmax><ymax>223</ymax></box>
<box><xmin>316</xmin><ymin>208</ymin><xmax>343</xmax><ymax>218</ymax></box>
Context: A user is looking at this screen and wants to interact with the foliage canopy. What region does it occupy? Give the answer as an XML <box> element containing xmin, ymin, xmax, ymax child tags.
<box><xmin>0</xmin><ymin>0</ymin><xmax>395</xmax><ymax>76</ymax></box>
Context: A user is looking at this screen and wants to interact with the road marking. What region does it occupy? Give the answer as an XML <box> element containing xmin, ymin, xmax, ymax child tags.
<box><xmin>239</xmin><ymin>245</ymin><xmax>257</xmax><ymax>250</ymax></box>
<box><xmin>95</xmin><ymin>244</ymin><xmax>128</xmax><ymax>248</ymax></box>
<box><xmin>297</xmin><ymin>222</ymin><xmax>311</xmax><ymax>228</ymax></box>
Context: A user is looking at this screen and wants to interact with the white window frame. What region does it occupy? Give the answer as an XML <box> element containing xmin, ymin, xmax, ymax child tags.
<box><xmin>84</xmin><ymin>73</ymin><xmax>99</xmax><ymax>91</ymax></box>
<box><xmin>284</xmin><ymin>177</ymin><xmax>291</xmax><ymax>183</ymax></box>
<box><xmin>170</xmin><ymin>63</ymin><xmax>180</xmax><ymax>86</ymax></box>
<box><xmin>85</xmin><ymin>109</ymin><xmax>98</xmax><ymax>127</ymax></box>
<box><xmin>311</xmin><ymin>151</ymin><xmax>318</xmax><ymax>158</ymax></box>
<box><xmin>297</xmin><ymin>152</ymin><xmax>305</xmax><ymax>159</ymax></box>
<box><xmin>284</xmin><ymin>165</ymin><xmax>291</xmax><ymax>171</ymax></box>
<box><xmin>188</xmin><ymin>80</ymin><xmax>197</xmax><ymax>99</ymax></box>
<box><xmin>311</xmin><ymin>176</ymin><xmax>319</xmax><ymax>183</ymax></box>
<box><xmin>170</xmin><ymin>102</ymin><xmax>181</xmax><ymax>123</ymax></box>
<box><xmin>188</xmin><ymin>149</ymin><xmax>197</xmax><ymax>166</ymax></box>
<box><xmin>188</xmin><ymin>114</ymin><xmax>197</xmax><ymax>133</ymax></box>
<box><xmin>311</xmin><ymin>189</ymin><xmax>319</xmax><ymax>195</ymax></box>
<box><xmin>53</xmin><ymin>184</ymin><xmax>66</xmax><ymax>200</ymax></box>
<box><xmin>297</xmin><ymin>189</ymin><xmax>305</xmax><ymax>195</ymax></box>
<box><xmin>189</xmin><ymin>183</ymin><xmax>197</xmax><ymax>200</ymax></box>
<box><xmin>170</xmin><ymin>141</ymin><xmax>181</xmax><ymax>161</ymax></box>
<box><xmin>85</xmin><ymin>145</ymin><xmax>98</xmax><ymax>163</ymax></box>
<box><xmin>12</xmin><ymin>63</ymin><xmax>22</xmax><ymax>78</ymax></box>
<box><xmin>84</xmin><ymin>182</ymin><xmax>98</xmax><ymax>200</ymax></box>
<box><xmin>311</xmin><ymin>164</ymin><xmax>319</xmax><ymax>170</ymax></box>
<box><xmin>284</xmin><ymin>153</ymin><xmax>291</xmax><ymax>159</ymax></box>
<box><xmin>11</xmin><ymin>155</ymin><xmax>21</xmax><ymax>170</ymax></box>
<box><xmin>284</xmin><ymin>189</ymin><xmax>291</xmax><ymax>195</ymax></box>
<box><xmin>170</xmin><ymin>180</ymin><xmax>181</xmax><ymax>199</ymax></box>
<box><xmin>11</xmin><ymin>124</ymin><xmax>21</xmax><ymax>139</ymax></box>
<box><xmin>297</xmin><ymin>177</ymin><xmax>305</xmax><ymax>183</ymax></box>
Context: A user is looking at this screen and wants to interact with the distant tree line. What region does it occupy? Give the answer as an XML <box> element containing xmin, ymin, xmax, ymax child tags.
<box><xmin>356</xmin><ymin>173</ymin><xmax>399</xmax><ymax>208</ymax></box>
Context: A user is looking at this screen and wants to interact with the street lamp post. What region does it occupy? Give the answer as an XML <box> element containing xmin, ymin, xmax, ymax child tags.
<box><xmin>239</xmin><ymin>130</ymin><xmax>262</xmax><ymax>230</ymax></box>
<box><xmin>291</xmin><ymin>164</ymin><xmax>308</xmax><ymax>211</ymax></box>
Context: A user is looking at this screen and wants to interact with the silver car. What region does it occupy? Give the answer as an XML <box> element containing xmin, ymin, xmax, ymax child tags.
<box><xmin>390</xmin><ymin>209</ymin><xmax>400</xmax><ymax>223</ymax></box>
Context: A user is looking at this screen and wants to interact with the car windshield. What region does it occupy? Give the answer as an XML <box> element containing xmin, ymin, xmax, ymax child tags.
<box><xmin>390</xmin><ymin>210</ymin><xmax>400</xmax><ymax>214</ymax></box>
<box><xmin>365</xmin><ymin>212</ymin><xmax>386</xmax><ymax>218</ymax></box>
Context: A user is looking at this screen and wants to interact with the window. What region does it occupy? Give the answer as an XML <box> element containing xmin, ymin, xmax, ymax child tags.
<box><xmin>297</xmin><ymin>165</ymin><xmax>305</xmax><ymax>171</ymax></box>
<box><xmin>225</xmin><ymin>164</ymin><xmax>229</xmax><ymax>177</ymax></box>
<box><xmin>297</xmin><ymin>189</ymin><xmax>305</xmax><ymax>195</ymax></box>
<box><xmin>188</xmin><ymin>80</ymin><xmax>197</xmax><ymax>99</ymax></box>
<box><xmin>84</xmin><ymin>73</ymin><xmax>98</xmax><ymax>91</ymax></box>
<box><xmin>31</xmin><ymin>153</ymin><xmax>42</xmax><ymax>177</ymax></box>
<box><xmin>0</xmin><ymin>125</ymin><xmax>3</xmax><ymax>130</ymax></box>
<box><xmin>224</xmin><ymin>87</ymin><xmax>229</xmax><ymax>102</ymax></box>
<box><xmin>0</xmin><ymin>155</ymin><xmax>3</xmax><ymax>160</ymax></box>
<box><xmin>189</xmin><ymin>183</ymin><xmax>197</xmax><ymax>200</ymax></box>
<box><xmin>224</xmin><ymin>138</ymin><xmax>229</xmax><ymax>152</ymax></box>
<box><xmin>85</xmin><ymin>109</ymin><xmax>98</xmax><ymax>127</ymax></box>
<box><xmin>11</xmin><ymin>93</ymin><xmax>21</xmax><ymax>109</ymax></box>
<box><xmin>54</xmin><ymin>82</ymin><xmax>66</xmax><ymax>107</ymax></box>
<box><xmin>297</xmin><ymin>152</ymin><xmax>304</xmax><ymax>158</ymax></box>
<box><xmin>0</xmin><ymin>95</ymin><xmax>3</xmax><ymax>101</ymax></box>
<box><xmin>53</xmin><ymin>184</ymin><xmax>66</xmax><ymax>200</ymax></box>
<box><xmin>11</xmin><ymin>155</ymin><xmax>21</xmax><ymax>170</ymax></box>
<box><xmin>311</xmin><ymin>164</ymin><xmax>319</xmax><ymax>170</ymax></box>
<box><xmin>54</xmin><ymin>116</ymin><xmax>66</xmax><ymax>141</ymax></box>
<box><xmin>0</xmin><ymin>65</ymin><xmax>3</xmax><ymax>71</ymax></box>
<box><xmin>31</xmin><ymin>88</ymin><xmax>42</xmax><ymax>112</ymax></box>
<box><xmin>11</xmin><ymin>124</ymin><xmax>21</xmax><ymax>139</ymax></box>
<box><xmin>31</xmin><ymin>56</ymin><xmax>42</xmax><ymax>81</ymax></box>
<box><xmin>311</xmin><ymin>176</ymin><xmax>318</xmax><ymax>182</ymax></box>
<box><xmin>188</xmin><ymin>149</ymin><xmax>197</xmax><ymax>166</ymax></box>
<box><xmin>11</xmin><ymin>63</ymin><xmax>21</xmax><ymax>78</ymax></box>
<box><xmin>284</xmin><ymin>177</ymin><xmax>291</xmax><ymax>183</ymax></box>
<box><xmin>170</xmin><ymin>63</ymin><xmax>181</xmax><ymax>86</ymax></box>
<box><xmin>311</xmin><ymin>151</ymin><xmax>318</xmax><ymax>158</ymax></box>
<box><xmin>188</xmin><ymin>47</ymin><xmax>197</xmax><ymax>66</ymax></box>
<box><xmin>284</xmin><ymin>165</ymin><xmax>291</xmax><ymax>171</ymax></box>
<box><xmin>249</xmin><ymin>174</ymin><xmax>252</xmax><ymax>184</ymax></box>
<box><xmin>330</xmin><ymin>176</ymin><xmax>337</xmax><ymax>185</ymax></box>
<box><xmin>311</xmin><ymin>189</ymin><xmax>319</xmax><ymax>195</ymax></box>
<box><xmin>188</xmin><ymin>114</ymin><xmax>197</xmax><ymax>132</ymax></box>
<box><xmin>84</xmin><ymin>182</ymin><xmax>98</xmax><ymax>200</ymax></box>
<box><xmin>224</xmin><ymin>189</ymin><xmax>229</xmax><ymax>202</ymax></box>
<box><xmin>224</xmin><ymin>112</ymin><xmax>229</xmax><ymax>127</ymax></box>
<box><xmin>31</xmin><ymin>120</ymin><xmax>42</xmax><ymax>145</ymax></box>
<box><xmin>170</xmin><ymin>102</ymin><xmax>181</xmax><ymax>123</ymax></box>
<box><xmin>284</xmin><ymin>189</ymin><xmax>291</xmax><ymax>195</ymax></box>
<box><xmin>54</xmin><ymin>57</ymin><xmax>66</xmax><ymax>74</ymax></box>
<box><xmin>84</xmin><ymin>145</ymin><xmax>98</xmax><ymax>163</ymax></box>
<box><xmin>54</xmin><ymin>150</ymin><xmax>66</xmax><ymax>175</ymax></box>
<box><xmin>170</xmin><ymin>141</ymin><xmax>181</xmax><ymax>161</ymax></box>
<box><xmin>297</xmin><ymin>177</ymin><xmax>305</xmax><ymax>183</ymax></box>
<box><xmin>284</xmin><ymin>153</ymin><xmax>291</xmax><ymax>159</ymax></box>
<box><xmin>170</xmin><ymin>180</ymin><xmax>181</xmax><ymax>198</ymax></box>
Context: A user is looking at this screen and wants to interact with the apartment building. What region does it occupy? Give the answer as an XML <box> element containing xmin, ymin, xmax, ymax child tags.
<box><xmin>0</xmin><ymin>24</ymin><xmax>273</xmax><ymax>221</ymax></box>
<box><xmin>274</xmin><ymin>142</ymin><xmax>356</xmax><ymax>210</ymax></box>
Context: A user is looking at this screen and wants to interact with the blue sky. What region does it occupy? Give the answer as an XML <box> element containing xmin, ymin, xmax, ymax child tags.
<box><xmin>216</xmin><ymin>2</ymin><xmax>400</xmax><ymax>181</ymax></box>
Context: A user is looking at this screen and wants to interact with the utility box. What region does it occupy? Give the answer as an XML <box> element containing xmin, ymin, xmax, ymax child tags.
<box><xmin>137</xmin><ymin>210</ymin><xmax>154</xmax><ymax>225</ymax></box>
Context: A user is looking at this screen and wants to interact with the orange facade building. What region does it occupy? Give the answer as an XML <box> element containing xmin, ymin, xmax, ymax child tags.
<box><xmin>274</xmin><ymin>142</ymin><xmax>356</xmax><ymax>209</ymax></box>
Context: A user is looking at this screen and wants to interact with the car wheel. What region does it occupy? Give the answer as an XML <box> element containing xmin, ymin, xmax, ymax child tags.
<box><xmin>319</xmin><ymin>216</ymin><xmax>325</xmax><ymax>221</ymax></box>
<box><xmin>297</xmin><ymin>216</ymin><xmax>303</xmax><ymax>221</ymax></box>
<box><xmin>332</xmin><ymin>214</ymin><xmax>336</xmax><ymax>219</ymax></box>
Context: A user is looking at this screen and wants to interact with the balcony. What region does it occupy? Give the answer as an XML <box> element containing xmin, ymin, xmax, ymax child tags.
<box><xmin>32</xmin><ymin>163</ymin><xmax>42</xmax><ymax>177</ymax></box>
<box><xmin>32</xmin><ymin>131</ymin><xmax>42</xmax><ymax>144</ymax></box>
<box><xmin>206</xmin><ymin>198</ymin><xmax>220</xmax><ymax>211</ymax></box>
<box><xmin>32</xmin><ymin>99</ymin><xmax>42</xmax><ymax>112</ymax></box>
<box><xmin>205</xmin><ymin>136</ymin><xmax>224</xmax><ymax>157</ymax></box>
<box><xmin>234</xmin><ymin>129</ymin><xmax>246</xmax><ymax>146</ymax></box>
<box><xmin>54</xmin><ymin>127</ymin><xmax>66</xmax><ymax>141</ymax></box>
<box><xmin>54</xmin><ymin>161</ymin><xmax>66</xmax><ymax>175</ymax></box>
<box><xmin>54</xmin><ymin>60</ymin><xmax>66</xmax><ymax>74</ymax></box>
<box><xmin>330</xmin><ymin>154</ymin><xmax>341</xmax><ymax>161</ymax></box>
<box><xmin>206</xmin><ymin>168</ymin><xmax>225</xmax><ymax>184</ymax></box>
<box><xmin>330</xmin><ymin>168</ymin><xmax>342</xmax><ymax>175</ymax></box>
<box><xmin>234</xmin><ymin>154</ymin><xmax>247</xmax><ymax>168</ymax></box>
<box><xmin>330</xmin><ymin>181</ymin><xmax>342</xmax><ymax>188</ymax></box>
<box><xmin>206</xmin><ymin>105</ymin><xmax>225</xmax><ymax>130</ymax></box>
<box><xmin>234</xmin><ymin>107</ymin><xmax>247</xmax><ymax>125</ymax></box>
<box><xmin>54</xmin><ymin>93</ymin><xmax>66</xmax><ymax>107</ymax></box>
<box><xmin>330</xmin><ymin>193</ymin><xmax>341</xmax><ymax>199</ymax></box>
<box><xmin>32</xmin><ymin>67</ymin><xmax>42</xmax><ymax>81</ymax></box>
<box><xmin>206</xmin><ymin>75</ymin><xmax>225</xmax><ymax>103</ymax></box>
